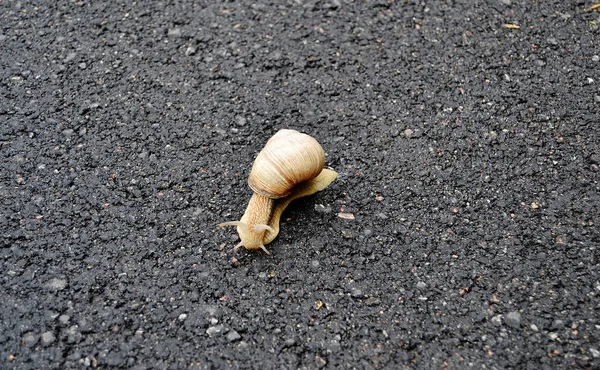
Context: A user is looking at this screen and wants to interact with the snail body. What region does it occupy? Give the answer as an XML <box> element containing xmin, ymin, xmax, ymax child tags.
<box><xmin>219</xmin><ymin>129</ymin><xmax>337</xmax><ymax>255</ymax></box>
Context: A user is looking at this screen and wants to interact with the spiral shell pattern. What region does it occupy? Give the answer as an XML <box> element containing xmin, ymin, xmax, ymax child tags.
<box><xmin>248</xmin><ymin>129</ymin><xmax>325</xmax><ymax>199</ymax></box>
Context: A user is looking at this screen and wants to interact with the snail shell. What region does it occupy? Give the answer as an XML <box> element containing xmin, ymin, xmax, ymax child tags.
<box><xmin>248</xmin><ymin>129</ymin><xmax>325</xmax><ymax>199</ymax></box>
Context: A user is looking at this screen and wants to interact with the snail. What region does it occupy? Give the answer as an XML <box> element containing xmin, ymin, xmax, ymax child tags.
<box><xmin>218</xmin><ymin>129</ymin><xmax>338</xmax><ymax>255</ymax></box>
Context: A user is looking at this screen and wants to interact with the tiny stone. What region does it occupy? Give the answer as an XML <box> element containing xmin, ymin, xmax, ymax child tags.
<box><xmin>78</xmin><ymin>62</ymin><xmax>87</xmax><ymax>69</ymax></box>
<box><xmin>185</xmin><ymin>46</ymin><xmax>196</xmax><ymax>56</ymax></box>
<box><xmin>316</xmin><ymin>355</ymin><xmax>327</xmax><ymax>368</ymax></box>
<box><xmin>534</xmin><ymin>59</ymin><xmax>545</xmax><ymax>67</ymax></box>
<box><xmin>46</xmin><ymin>278</ymin><xmax>67</xmax><ymax>290</ymax></box>
<box><xmin>590</xmin><ymin>348</ymin><xmax>600</xmax><ymax>358</ymax></box>
<box><xmin>235</xmin><ymin>115</ymin><xmax>247</xmax><ymax>126</ymax></box>
<box><xmin>168</xmin><ymin>28</ymin><xmax>182</xmax><ymax>37</ymax></box>
<box><xmin>41</xmin><ymin>331</ymin><xmax>56</xmax><ymax>345</ymax></box>
<box><xmin>226</xmin><ymin>330</ymin><xmax>241</xmax><ymax>342</ymax></box>
<box><xmin>404</xmin><ymin>128</ymin><xmax>414</xmax><ymax>137</ymax></box>
<box><xmin>327</xmin><ymin>338</ymin><xmax>341</xmax><ymax>353</ymax></box>
<box><xmin>593</xmin><ymin>55</ymin><xmax>600</xmax><ymax>62</ymax></box>
<box><xmin>23</xmin><ymin>333</ymin><xmax>38</xmax><ymax>347</ymax></box>
<box><xmin>504</xmin><ymin>311</ymin><xmax>521</xmax><ymax>328</ymax></box>
<box><xmin>284</xmin><ymin>338</ymin><xmax>296</xmax><ymax>346</ymax></box>
<box><xmin>64</xmin><ymin>52</ymin><xmax>76</xmax><ymax>62</ymax></box>
<box><xmin>530</xmin><ymin>324</ymin><xmax>538</xmax><ymax>331</ymax></box>
<box><xmin>58</xmin><ymin>314</ymin><xmax>70</xmax><ymax>324</ymax></box>
<box><xmin>314</xmin><ymin>204</ymin><xmax>332</xmax><ymax>213</ymax></box>
<box><xmin>178</xmin><ymin>313</ymin><xmax>187</xmax><ymax>321</ymax></box>
<box><xmin>551</xmin><ymin>319</ymin><xmax>565</xmax><ymax>330</ymax></box>
<box><xmin>594</xmin><ymin>95</ymin><xmax>600</xmax><ymax>103</ymax></box>
<box><xmin>416</xmin><ymin>281</ymin><xmax>427</xmax><ymax>290</ymax></box>
<box><xmin>338</xmin><ymin>212</ymin><xmax>355</xmax><ymax>220</ymax></box>
<box><xmin>311</xmin><ymin>260</ymin><xmax>320</xmax><ymax>269</ymax></box>
<box><xmin>350</xmin><ymin>288</ymin><xmax>363</xmax><ymax>298</ymax></box>
<box><xmin>491</xmin><ymin>315</ymin><xmax>502</xmax><ymax>326</ymax></box>
<box><xmin>209</xmin><ymin>317</ymin><xmax>218</xmax><ymax>325</ymax></box>
<box><xmin>555</xmin><ymin>234</ymin><xmax>568</xmax><ymax>245</ymax></box>
<box><xmin>365</xmin><ymin>297</ymin><xmax>381</xmax><ymax>306</ymax></box>
<box><xmin>500</xmin><ymin>0</ymin><xmax>511</xmax><ymax>5</ymax></box>
<box><xmin>206</xmin><ymin>324</ymin><xmax>226</xmax><ymax>337</ymax></box>
<box><xmin>67</xmin><ymin>325</ymin><xmax>79</xmax><ymax>336</ymax></box>
<box><xmin>547</xmin><ymin>37</ymin><xmax>558</xmax><ymax>46</ymax></box>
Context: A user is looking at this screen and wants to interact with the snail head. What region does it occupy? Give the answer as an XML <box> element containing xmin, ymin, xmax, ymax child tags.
<box><xmin>218</xmin><ymin>221</ymin><xmax>274</xmax><ymax>255</ymax></box>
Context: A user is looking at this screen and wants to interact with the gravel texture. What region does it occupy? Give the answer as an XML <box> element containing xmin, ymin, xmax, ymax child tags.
<box><xmin>1</xmin><ymin>0</ymin><xmax>599</xmax><ymax>369</ymax></box>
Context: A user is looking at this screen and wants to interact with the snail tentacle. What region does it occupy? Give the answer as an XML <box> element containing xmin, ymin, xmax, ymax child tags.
<box><xmin>254</xmin><ymin>224</ymin><xmax>275</xmax><ymax>234</ymax></box>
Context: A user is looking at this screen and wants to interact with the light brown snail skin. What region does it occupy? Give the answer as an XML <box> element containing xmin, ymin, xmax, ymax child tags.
<box><xmin>218</xmin><ymin>129</ymin><xmax>338</xmax><ymax>255</ymax></box>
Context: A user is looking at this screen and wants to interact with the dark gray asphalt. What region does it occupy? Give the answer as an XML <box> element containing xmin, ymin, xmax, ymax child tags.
<box><xmin>1</xmin><ymin>0</ymin><xmax>599</xmax><ymax>369</ymax></box>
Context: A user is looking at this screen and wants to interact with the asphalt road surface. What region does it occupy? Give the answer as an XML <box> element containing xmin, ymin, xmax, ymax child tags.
<box><xmin>1</xmin><ymin>0</ymin><xmax>599</xmax><ymax>369</ymax></box>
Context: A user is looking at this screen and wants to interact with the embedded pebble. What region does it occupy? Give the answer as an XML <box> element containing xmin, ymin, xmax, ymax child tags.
<box><xmin>365</xmin><ymin>297</ymin><xmax>381</xmax><ymax>306</ymax></box>
<box><xmin>206</xmin><ymin>325</ymin><xmax>227</xmax><ymax>337</ymax></box>
<box><xmin>226</xmin><ymin>330</ymin><xmax>241</xmax><ymax>342</ymax></box>
<box><xmin>64</xmin><ymin>52</ymin><xmax>76</xmax><ymax>62</ymax></box>
<box><xmin>185</xmin><ymin>46</ymin><xmax>196</xmax><ymax>56</ymax></box>
<box><xmin>46</xmin><ymin>278</ymin><xmax>67</xmax><ymax>291</ymax></box>
<box><xmin>23</xmin><ymin>333</ymin><xmax>38</xmax><ymax>347</ymax></box>
<box><xmin>235</xmin><ymin>116</ymin><xmax>247</xmax><ymax>126</ymax></box>
<box><xmin>504</xmin><ymin>311</ymin><xmax>521</xmax><ymax>328</ymax></box>
<box><xmin>41</xmin><ymin>331</ymin><xmax>56</xmax><ymax>345</ymax></box>
<box><xmin>551</xmin><ymin>319</ymin><xmax>565</xmax><ymax>330</ymax></box>
<box><xmin>349</xmin><ymin>288</ymin><xmax>363</xmax><ymax>298</ymax></box>
<box><xmin>168</xmin><ymin>28</ymin><xmax>182</xmax><ymax>37</ymax></box>
<box><xmin>314</xmin><ymin>204</ymin><xmax>332</xmax><ymax>213</ymax></box>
